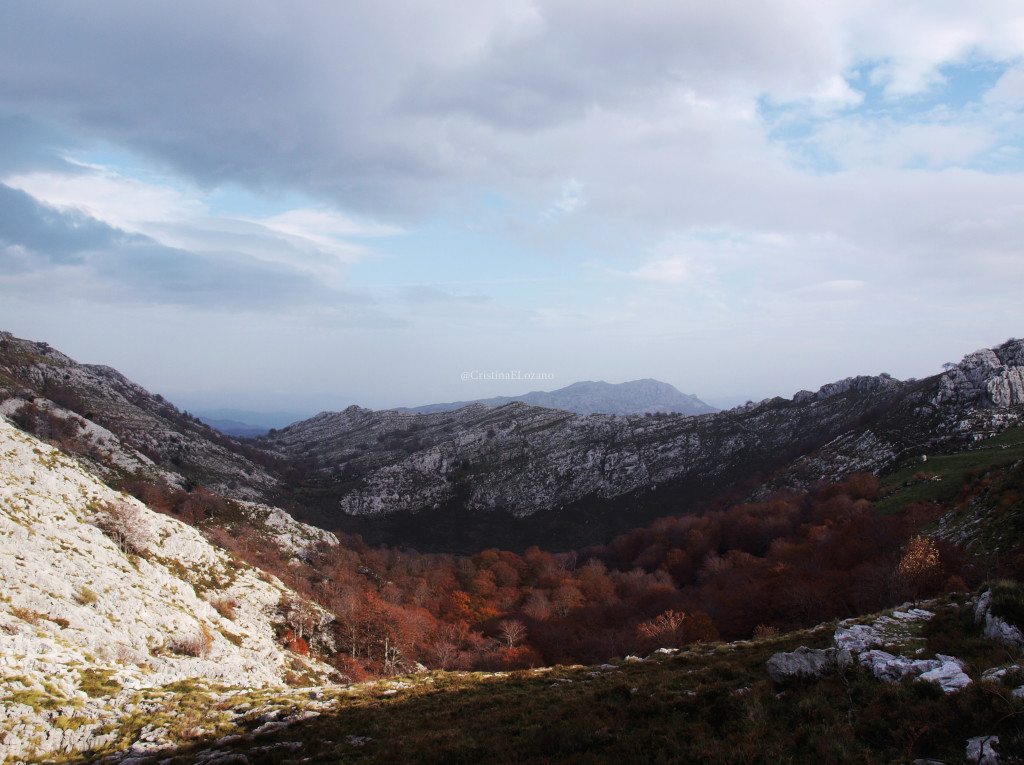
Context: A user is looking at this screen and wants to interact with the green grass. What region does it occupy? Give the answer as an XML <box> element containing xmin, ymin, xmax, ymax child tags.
<box><xmin>876</xmin><ymin>427</ymin><xmax>1024</xmax><ymax>514</ymax></box>
<box><xmin>79</xmin><ymin>668</ymin><xmax>121</xmax><ymax>697</ymax></box>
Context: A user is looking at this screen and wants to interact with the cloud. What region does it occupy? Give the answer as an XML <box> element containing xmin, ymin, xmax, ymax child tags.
<box><xmin>0</xmin><ymin>181</ymin><xmax>371</xmax><ymax>312</ymax></box>
<box><xmin>0</xmin><ymin>0</ymin><xmax>1016</xmax><ymax>221</ymax></box>
<box><xmin>2</xmin><ymin>1</ymin><xmax>1024</xmax><ymax>407</ymax></box>
<box><xmin>628</xmin><ymin>258</ymin><xmax>690</xmax><ymax>284</ymax></box>
<box><xmin>0</xmin><ymin>182</ymin><xmax>129</xmax><ymax>262</ymax></box>
<box><xmin>544</xmin><ymin>179</ymin><xmax>584</xmax><ymax>220</ymax></box>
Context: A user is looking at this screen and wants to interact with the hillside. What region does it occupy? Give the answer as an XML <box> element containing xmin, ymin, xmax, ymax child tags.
<box><xmin>403</xmin><ymin>378</ymin><xmax>717</xmax><ymax>416</ymax></box>
<box><xmin>0</xmin><ymin>332</ymin><xmax>279</xmax><ymax>502</ymax></box>
<box><xmin>0</xmin><ymin>418</ymin><xmax>338</xmax><ymax>762</ymax></box>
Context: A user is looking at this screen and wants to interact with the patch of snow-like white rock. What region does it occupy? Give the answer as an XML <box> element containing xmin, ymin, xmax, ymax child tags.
<box><xmin>238</xmin><ymin>501</ymin><xmax>338</xmax><ymax>557</ymax></box>
<box><xmin>0</xmin><ymin>416</ymin><xmax>334</xmax><ymax>701</ymax></box>
<box><xmin>833</xmin><ymin>608</ymin><xmax>973</xmax><ymax>693</ymax></box>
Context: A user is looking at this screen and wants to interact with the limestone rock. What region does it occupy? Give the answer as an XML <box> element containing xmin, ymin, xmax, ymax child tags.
<box><xmin>975</xmin><ymin>590</ymin><xmax>1024</xmax><ymax>648</ymax></box>
<box><xmin>766</xmin><ymin>646</ymin><xmax>851</xmax><ymax>683</ymax></box>
<box><xmin>934</xmin><ymin>339</ymin><xmax>1024</xmax><ymax>408</ymax></box>
<box><xmin>0</xmin><ymin>417</ymin><xmax>336</xmax><ymax>761</ymax></box>
<box><xmin>966</xmin><ymin>735</ymin><xmax>1001</xmax><ymax>765</ymax></box>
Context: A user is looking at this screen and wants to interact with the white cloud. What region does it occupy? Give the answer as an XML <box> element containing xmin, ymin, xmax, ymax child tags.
<box><xmin>3</xmin><ymin>1</ymin><xmax>1024</xmax><ymax>407</ymax></box>
<box><xmin>985</xmin><ymin>64</ymin><xmax>1024</xmax><ymax>106</ymax></box>
<box><xmin>544</xmin><ymin>178</ymin><xmax>585</xmax><ymax>220</ymax></box>
<box><xmin>4</xmin><ymin>166</ymin><xmax>201</xmax><ymax>232</ymax></box>
<box><xmin>629</xmin><ymin>258</ymin><xmax>690</xmax><ymax>284</ymax></box>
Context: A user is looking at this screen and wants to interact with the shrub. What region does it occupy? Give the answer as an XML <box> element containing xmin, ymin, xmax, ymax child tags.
<box><xmin>989</xmin><ymin>579</ymin><xmax>1024</xmax><ymax>630</ymax></box>
<box><xmin>753</xmin><ymin>624</ymin><xmax>780</xmax><ymax>640</ymax></box>
<box><xmin>92</xmin><ymin>501</ymin><xmax>153</xmax><ymax>557</ymax></box>
<box><xmin>171</xmin><ymin>625</ymin><xmax>215</xmax><ymax>658</ymax></box>
<box><xmin>75</xmin><ymin>586</ymin><xmax>99</xmax><ymax>605</ymax></box>
<box><xmin>209</xmin><ymin>595</ymin><xmax>238</xmax><ymax>621</ymax></box>
<box><xmin>11</xmin><ymin>606</ymin><xmax>43</xmax><ymax>625</ymax></box>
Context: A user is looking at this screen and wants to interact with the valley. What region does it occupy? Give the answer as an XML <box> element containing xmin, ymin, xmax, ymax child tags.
<box><xmin>2</xmin><ymin>330</ymin><xmax>1024</xmax><ymax>762</ymax></box>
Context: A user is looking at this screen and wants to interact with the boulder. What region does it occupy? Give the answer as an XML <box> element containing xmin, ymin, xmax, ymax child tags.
<box><xmin>966</xmin><ymin>735</ymin><xmax>1000</xmax><ymax>765</ymax></box>
<box><xmin>766</xmin><ymin>646</ymin><xmax>852</xmax><ymax>683</ymax></box>
<box><xmin>975</xmin><ymin>591</ymin><xmax>1024</xmax><ymax>648</ymax></box>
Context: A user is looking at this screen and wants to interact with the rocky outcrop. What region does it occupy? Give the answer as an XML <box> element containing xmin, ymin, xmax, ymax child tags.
<box><xmin>793</xmin><ymin>373</ymin><xmax>901</xmax><ymax>404</ymax></box>
<box><xmin>933</xmin><ymin>339</ymin><xmax>1024</xmax><ymax>408</ymax></box>
<box><xmin>774</xmin><ymin>606</ymin><xmax>973</xmax><ymax>694</ymax></box>
<box><xmin>857</xmin><ymin>650</ymin><xmax>971</xmax><ymax>692</ymax></box>
<box><xmin>975</xmin><ymin>590</ymin><xmax>1024</xmax><ymax>647</ymax></box>
<box><xmin>766</xmin><ymin>646</ymin><xmax>851</xmax><ymax>683</ymax></box>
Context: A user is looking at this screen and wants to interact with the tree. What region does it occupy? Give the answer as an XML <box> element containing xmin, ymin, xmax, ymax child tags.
<box><xmin>498</xmin><ymin>619</ymin><xmax>527</xmax><ymax>649</ymax></box>
<box><xmin>92</xmin><ymin>501</ymin><xmax>152</xmax><ymax>556</ymax></box>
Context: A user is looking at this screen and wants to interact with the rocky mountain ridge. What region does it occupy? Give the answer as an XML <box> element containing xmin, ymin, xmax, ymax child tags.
<box><xmin>260</xmin><ymin>339</ymin><xmax>1024</xmax><ymax>549</ymax></box>
<box><xmin>0</xmin><ymin>332</ymin><xmax>279</xmax><ymax>502</ymax></box>
<box><xmin>3</xmin><ymin>329</ymin><xmax>1024</xmax><ymax>552</ymax></box>
<box><xmin>402</xmin><ymin>378</ymin><xmax>717</xmax><ymax>416</ymax></box>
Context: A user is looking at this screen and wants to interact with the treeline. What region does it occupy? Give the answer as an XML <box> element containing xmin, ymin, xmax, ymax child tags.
<box><xmin>143</xmin><ymin>473</ymin><xmax>985</xmax><ymax>681</ymax></box>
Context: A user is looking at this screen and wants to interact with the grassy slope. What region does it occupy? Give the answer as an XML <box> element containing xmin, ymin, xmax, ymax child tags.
<box><xmin>63</xmin><ymin>592</ymin><xmax>1018</xmax><ymax>765</ymax></box>
<box><xmin>876</xmin><ymin>426</ymin><xmax>1024</xmax><ymax>514</ymax></box>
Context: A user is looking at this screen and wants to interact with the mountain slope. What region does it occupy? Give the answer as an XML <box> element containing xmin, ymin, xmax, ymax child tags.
<box><xmin>403</xmin><ymin>378</ymin><xmax>717</xmax><ymax>416</ymax></box>
<box><xmin>0</xmin><ymin>417</ymin><xmax>337</xmax><ymax>762</ymax></box>
<box><xmin>0</xmin><ymin>331</ymin><xmax>279</xmax><ymax>501</ymax></box>
<box><xmin>4</xmin><ymin>328</ymin><xmax>1024</xmax><ymax>554</ymax></box>
<box><xmin>260</xmin><ymin>341</ymin><xmax>1024</xmax><ymax>551</ymax></box>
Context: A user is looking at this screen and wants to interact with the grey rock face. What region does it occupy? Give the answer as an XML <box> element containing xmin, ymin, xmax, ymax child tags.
<box><xmin>966</xmin><ymin>735</ymin><xmax>1001</xmax><ymax>765</ymax></box>
<box><xmin>975</xmin><ymin>590</ymin><xmax>1024</xmax><ymax>648</ymax></box>
<box><xmin>766</xmin><ymin>646</ymin><xmax>852</xmax><ymax>683</ymax></box>
<box><xmin>265</xmin><ymin>373</ymin><xmax>918</xmax><ymax>523</ymax></box>
<box><xmin>934</xmin><ymin>339</ymin><xmax>1024</xmax><ymax>408</ymax></box>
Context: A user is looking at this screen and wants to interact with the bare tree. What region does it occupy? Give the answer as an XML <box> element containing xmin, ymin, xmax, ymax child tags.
<box><xmin>93</xmin><ymin>501</ymin><xmax>152</xmax><ymax>556</ymax></box>
<box><xmin>498</xmin><ymin>619</ymin><xmax>527</xmax><ymax>649</ymax></box>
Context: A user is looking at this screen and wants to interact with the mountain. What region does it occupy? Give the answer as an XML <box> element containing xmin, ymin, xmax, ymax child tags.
<box><xmin>402</xmin><ymin>378</ymin><xmax>717</xmax><ymax>416</ymax></box>
<box><xmin>261</xmin><ymin>340</ymin><xmax>1024</xmax><ymax>551</ymax></box>
<box><xmin>3</xmin><ymin>329</ymin><xmax>1024</xmax><ymax>761</ymax></box>
<box><xmin>195</xmin><ymin>408</ymin><xmax>305</xmax><ymax>438</ymax></box>
<box><xmin>4</xmin><ymin>327</ymin><xmax>1024</xmax><ymax>553</ymax></box>
<box><xmin>0</xmin><ymin>331</ymin><xmax>280</xmax><ymax>502</ymax></box>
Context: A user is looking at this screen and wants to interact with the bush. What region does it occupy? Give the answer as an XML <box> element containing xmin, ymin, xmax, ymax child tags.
<box><xmin>989</xmin><ymin>579</ymin><xmax>1024</xmax><ymax>630</ymax></box>
<box><xmin>92</xmin><ymin>501</ymin><xmax>153</xmax><ymax>556</ymax></box>
<box><xmin>210</xmin><ymin>595</ymin><xmax>238</xmax><ymax>621</ymax></box>
<box><xmin>171</xmin><ymin>625</ymin><xmax>215</xmax><ymax>658</ymax></box>
<box><xmin>74</xmin><ymin>586</ymin><xmax>99</xmax><ymax>605</ymax></box>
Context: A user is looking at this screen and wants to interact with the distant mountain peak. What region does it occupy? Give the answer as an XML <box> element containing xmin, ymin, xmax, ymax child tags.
<box><xmin>401</xmin><ymin>378</ymin><xmax>717</xmax><ymax>416</ymax></box>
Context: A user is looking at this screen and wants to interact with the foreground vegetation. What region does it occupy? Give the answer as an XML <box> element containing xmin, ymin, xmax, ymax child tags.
<box><xmin>25</xmin><ymin>587</ymin><xmax>1016</xmax><ymax>764</ymax></box>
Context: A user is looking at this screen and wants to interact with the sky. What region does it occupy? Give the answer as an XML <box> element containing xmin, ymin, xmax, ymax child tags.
<box><xmin>2</xmin><ymin>1</ymin><xmax>1024</xmax><ymax>415</ymax></box>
